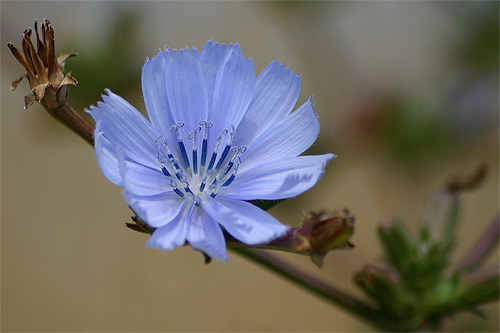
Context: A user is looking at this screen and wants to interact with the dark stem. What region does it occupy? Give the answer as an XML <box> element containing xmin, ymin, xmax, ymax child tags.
<box><xmin>231</xmin><ymin>248</ymin><xmax>397</xmax><ymax>331</ymax></box>
<box><xmin>49</xmin><ymin>103</ymin><xmax>95</xmax><ymax>146</ymax></box>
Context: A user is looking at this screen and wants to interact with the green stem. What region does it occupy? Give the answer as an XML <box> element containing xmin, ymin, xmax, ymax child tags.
<box><xmin>231</xmin><ymin>248</ymin><xmax>398</xmax><ymax>331</ymax></box>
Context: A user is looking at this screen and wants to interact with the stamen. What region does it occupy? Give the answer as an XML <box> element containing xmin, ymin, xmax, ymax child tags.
<box><xmin>188</xmin><ymin>126</ymin><xmax>201</xmax><ymax>174</ymax></box>
<box><xmin>208</xmin><ymin>180</ymin><xmax>218</xmax><ymax>198</ymax></box>
<box><xmin>215</xmin><ymin>126</ymin><xmax>236</xmax><ymax>169</ymax></box>
<box><xmin>215</xmin><ymin>145</ymin><xmax>231</xmax><ymax>170</ymax></box>
<box><xmin>178</xmin><ymin>141</ymin><xmax>190</xmax><ymax>169</ymax></box>
<box><xmin>170</xmin><ymin>122</ymin><xmax>190</xmax><ymax>169</ymax></box>
<box><xmin>214</xmin><ymin>129</ymin><xmax>228</xmax><ymax>152</ymax></box>
<box><xmin>206</xmin><ymin>128</ymin><xmax>228</xmax><ymax>172</ymax></box>
<box><xmin>161</xmin><ymin>167</ymin><xmax>171</xmax><ymax>177</ymax></box>
<box><xmin>192</xmin><ymin>150</ymin><xmax>198</xmax><ymax>174</ymax></box>
<box><xmin>173</xmin><ymin>188</ymin><xmax>185</xmax><ymax>197</ymax></box>
<box><xmin>221</xmin><ymin>146</ymin><xmax>245</xmax><ymax>187</ymax></box>
<box><xmin>201</xmin><ymin>139</ymin><xmax>208</xmax><ymax>167</ymax></box>
<box><xmin>185</xmin><ymin>186</ymin><xmax>194</xmax><ymax>195</ymax></box>
<box><xmin>170</xmin><ymin>180</ymin><xmax>185</xmax><ymax>198</ymax></box>
<box><xmin>206</xmin><ymin>152</ymin><xmax>217</xmax><ymax>172</ymax></box>
<box><xmin>199</xmin><ymin>121</ymin><xmax>212</xmax><ymax>167</ymax></box>
<box><xmin>155</xmin><ymin>122</ymin><xmax>243</xmax><ymax>201</ymax></box>
<box><xmin>222</xmin><ymin>174</ymin><xmax>236</xmax><ymax>187</ymax></box>
<box><xmin>156</xmin><ymin>139</ymin><xmax>173</xmax><ymax>177</ymax></box>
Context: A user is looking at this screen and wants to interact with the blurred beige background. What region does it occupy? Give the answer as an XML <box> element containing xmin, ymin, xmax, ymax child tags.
<box><xmin>2</xmin><ymin>1</ymin><xmax>498</xmax><ymax>332</ymax></box>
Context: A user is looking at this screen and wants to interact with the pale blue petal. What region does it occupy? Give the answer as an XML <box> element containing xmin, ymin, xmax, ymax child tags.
<box><xmin>146</xmin><ymin>201</ymin><xmax>190</xmax><ymax>251</ymax></box>
<box><xmin>219</xmin><ymin>154</ymin><xmax>335</xmax><ymax>200</ymax></box>
<box><xmin>200</xmin><ymin>41</ymin><xmax>241</xmax><ymax>110</ymax></box>
<box><xmin>119</xmin><ymin>149</ymin><xmax>172</xmax><ymax>196</ymax></box>
<box><xmin>208</xmin><ymin>49</ymin><xmax>255</xmax><ymax>148</ymax></box>
<box><xmin>241</xmin><ymin>98</ymin><xmax>320</xmax><ymax>170</ymax></box>
<box><xmin>186</xmin><ymin>205</ymin><xmax>229</xmax><ymax>262</ymax></box>
<box><xmin>124</xmin><ymin>191</ymin><xmax>185</xmax><ymax>228</ymax></box>
<box><xmin>94</xmin><ymin>126</ymin><xmax>122</xmax><ymax>186</ymax></box>
<box><xmin>165</xmin><ymin>47</ymin><xmax>208</xmax><ymax>133</ymax></box>
<box><xmin>235</xmin><ymin>60</ymin><xmax>301</xmax><ymax>145</ymax></box>
<box><xmin>88</xmin><ymin>89</ymin><xmax>158</xmax><ymax>168</ymax></box>
<box><xmin>204</xmin><ymin>196</ymin><xmax>289</xmax><ymax>245</ymax></box>
<box><xmin>141</xmin><ymin>51</ymin><xmax>178</xmax><ymax>145</ymax></box>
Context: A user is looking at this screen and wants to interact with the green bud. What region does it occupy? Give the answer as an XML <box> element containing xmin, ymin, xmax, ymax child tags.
<box><xmin>377</xmin><ymin>219</ymin><xmax>416</xmax><ymax>274</ymax></box>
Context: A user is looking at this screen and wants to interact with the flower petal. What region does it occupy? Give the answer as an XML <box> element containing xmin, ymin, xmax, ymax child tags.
<box><xmin>241</xmin><ymin>98</ymin><xmax>320</xmax><ymax>169</ymax></box>
<box><xmin>165</xmin><ymin>47</ymin><xmax>208</xmax><ymax>133</ymax></box>
<box><xmin>200</xmin><ymin>41</ymin><xmax>242</xmax><ymax>110</ymax></box>
<box><xmin>146</xmin><ymin>201</ymin><xmax>190</xmax><ymax>251</ymax></box>
<box><xmin>94</xmin><ymin>126</ymin><xmax>121</xmax><ymax>186</ymax></box>
<box><xmin>87</xmin><ymin>89</ymin><xmax>158</xmax><ymax>168</ymax></box>
<box><xmin>219</xmin><ymin>154</ymin><xmax>335</xmax><ymax>200</ymax></box>
<box><xmin>208</xmin><ymin>48</ymin><xmax>255</xmax><ymax>147</ymax></box>
<box><xmin>186</xmin><ymin>205</ymin><xmax>228</xmax><ymax>262</ymax></box>
<box><xmin>119</xmin><ymin>149</ymin><xmax>172</xmax><ymax>196</ymax></box>
<box><xmin>141</xmin><ymin>51</ymin><xmax>178</xmax><ymax>144</ymax></box>
<box><xmin>204</xmin><ymin>196</ymin><xmax>289</xmax><ymax>245</ymax></box>
<box><xmin>236</xmin><ymin>60</ymin><xmax>301</xmax><ymax>145</ymax></box>
<box><xmin>124</xmin><ymin>191</ymin><xmax>185</xmax><ymax>228</ymax></box>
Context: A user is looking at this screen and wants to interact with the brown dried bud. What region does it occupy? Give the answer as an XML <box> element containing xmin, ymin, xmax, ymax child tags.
<box><xmin>294</xmin><ymin>209</ymin><xmax>355</xmax><ymax>267</ymax></box>
<box><xmin>7</xmin><ymin>19</ymin><xmax>77</xmax><ymax>110</ymax></box>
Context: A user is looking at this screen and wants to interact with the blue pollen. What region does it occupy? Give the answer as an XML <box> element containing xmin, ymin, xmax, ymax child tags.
<box><xmin>215</xmin><ymin>145</ymin><xmax>231</xmax><ymax>170</ymax></box>
<box><xmin>199</xmin><ymin>182</ymin><xmax>206</xmax><ymax>192</ymax></box>
<box><xmin>178</xmin><ymin>141</ymin><xmax>190</xmax><ymax>169</ymax></box>
<box><xmin>185</xmin><ymin>187</ymin><xmax>194</xmax><ymax>195</ymax></box>
<box><xmin>201</xmin><ymin>139</ymin><xmax>208</xmax><ymax>166</ymax></box>
<box><xmin>173</xmin><ymin>188</ymin><xmax>185</xmax><ymax>198</ymax></box>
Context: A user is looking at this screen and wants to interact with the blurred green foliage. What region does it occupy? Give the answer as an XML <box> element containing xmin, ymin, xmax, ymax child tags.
<box><xmin>353</xmin><ymin>166</ymin><xmax>499</xmax><ymax>331</ymax></box>
<box><xmin>65</xmin><ymin>11</ymin><xmax>142</xmax><ymax>112</ymax></box>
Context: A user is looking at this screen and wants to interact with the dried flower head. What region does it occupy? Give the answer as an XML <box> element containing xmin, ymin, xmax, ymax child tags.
<box><xmin>7</xmin><ymin>19</ymin><xmax>77</xmax><ymax>110</ymax></box>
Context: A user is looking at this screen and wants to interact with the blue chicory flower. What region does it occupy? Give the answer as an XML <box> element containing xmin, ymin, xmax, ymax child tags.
<box><xmin>88</xmin><ymin>40</ymin><xmax>335</xmax><ymax>262</ymax></box>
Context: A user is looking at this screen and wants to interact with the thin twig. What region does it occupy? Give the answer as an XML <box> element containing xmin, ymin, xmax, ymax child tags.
<box><xmin>231</xmin><ymin>248</ymin><xmax>397</xmax><ymax>331</ymax></box>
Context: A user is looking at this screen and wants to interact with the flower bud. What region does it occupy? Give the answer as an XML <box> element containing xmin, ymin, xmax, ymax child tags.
<box><xmin>353</xmin><ymin>265</ymin><xmax>422</xmax><ymax>329</ymax></box>
<box><xmin>377</xmin><ymin>218</ymin><xmax>416</xmax><ymax>274</ymax></box>
<box><xmin>294</xmin><ymin>209</ymin><xmax>354</xmax><ymax>267</ymax></box>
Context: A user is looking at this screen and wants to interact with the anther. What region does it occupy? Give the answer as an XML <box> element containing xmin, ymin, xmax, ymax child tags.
<box><xmin>222</xmin><ymin>174</ymin><xmax>236</xmax><ymax>187</ymax></box>
<box><xmin>199</xmin><ymin>121</ymin><xmax>212</xmax><ymax>167</ymax></box>
<box><xmin>170</xmin><ymin>122</ymin><xmax>190</xmax><ymax>169</ymax></box>
<box><xmin>206</xmin><ymin>152</ymin><xmax>217</xmax><ymax>172</ymax></box>
<box><xmin>188</xmin><ymin>126</ymin><xmax>201</xmax><ymax>174</ymax></box>
<box><xmin>215</xmin><ymin>145</ymin><xmax>231</xmax><ymax>170</ymax></box>
<box><xmin>161</xmin><ymin>167</ymin><xmax>171</xmax><ymax>177</ymax></box>
<box><xmin>170</xmin><ymin>180</ymin><xmax>185</xmax><ymax>198</ymax></box>
<box><xmin>173</xmin><ymin>188</ymin><xmax>185</xmax><ymax>198</ymax></box>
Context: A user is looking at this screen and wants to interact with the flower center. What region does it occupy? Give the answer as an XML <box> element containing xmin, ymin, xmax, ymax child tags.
<box><xmin>155</xmin><ymin>120</ymin><xmax>246</xmax><ymax>206</ymax></box>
